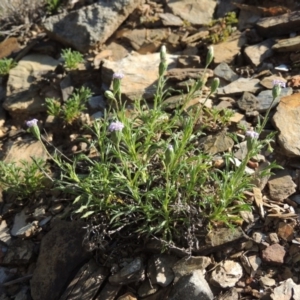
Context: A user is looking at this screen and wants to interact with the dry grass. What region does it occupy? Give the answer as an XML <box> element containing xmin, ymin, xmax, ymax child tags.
<box><xmin>0</xmin><ymin>0</ymin><xmax>46</xmax><ymax>29</ymax></box>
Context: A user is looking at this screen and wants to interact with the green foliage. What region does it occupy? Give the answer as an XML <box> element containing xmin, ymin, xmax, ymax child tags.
<box><xmin>0</xmin><ymin>58</ymin><xmax>16</xmax><ymax>75</ymax></box>
<box><xmin>15</xmin><ymin>45</ymin><xmax>281</xmax><ymax>249</ymax></box>
<box><xmin>46</xmin><ymin>0</ymin><xmax>61</xmax><ymax>14</ymax></box>
<box><xmin>0</xmin><ymin>158</ymin><xmax>48</xmax><ymax>199</ymax></box>
<box><xmin>208</xmin><ymin>12</ymin><xmax>238</xmax><ymax>44</ymax></box>
<box><xmin>45</xmin><ymin>87</ymin><xmax>92</xmax><ymax>124</ymax></box>
<box><xmin>61</xmin><ymin>48</ymin><xmax>84</xmax><ymax>70</ymax></box>
<box><xmin>45</xmin><ymin>98</ymin><xmax>61</xmax><ymax>117</ymax></box>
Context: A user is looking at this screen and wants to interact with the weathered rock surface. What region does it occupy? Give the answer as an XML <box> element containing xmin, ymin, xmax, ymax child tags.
<box><xmin>59</xmin><ymin>259</ymin><xmax>108</xmax><ymax>300</ymax></box>
<box><xmin>159</xmin><ymin>13</ymin><xmax>183</xmax><ymax>26</ymax></box>
<box><xmin>166</xmin><ymin>0</ymin><xmax>216</xmax><ymax>25</ymax></box>
<box><xmin>273</xmin><ymin>93</ymin><xmax>300</xmax><ymax>156</ymax></box>
<box><xmin>214</xmin><ymin>63</ymin><xmax>239</xmax><ymax>82</ymax></box>
<box><xmin>256</xmin><ymin>87</ymin><xmax>293</xmax><ymax>112</ymax></box>
<box><xmin>3</xmin><ymin>137</ymin><xmax>47</xmax><ymax>166</ymax></box>
<box><xmin>210</xmin><ymin>260</ymin><xmax>243</xmax><ymax>288</ymax></box>
<box><xmin>261</xmin><ymin>243</ymin><xmax>286</xmax><ymax>265</ymax></box>
<box><xmin>271</xmin><ymin>278</ymin><xmax>297</xmax><ymax>300</ymax></box>
<box><xmin>168</xmin><ymin>270</ymin><xmax>213</xmax><ymax>300</ymax></box>
<box><xmin>213</xmin><ymin>31</ymin><xmax>247</xmax><ymax>64</ymax></box>
<box><xmin>30</xmin><ymin>220</ymin><xmax>90</xmax><ymax>300</ymax></box>
<box><xmin>109</xmin><ymin>257</ymin><xmax>145</xmax><ymax>285</ymax></box>
<box><xmin>256</xmin><ymin>11</ymin><xmax>300</xmax><ymax>37</ymax></box>
<box><xmin>172</xmin><ymin>256</ymin><xmax>211</xmax><ymax>282</ymax></box>
<box><xmin>3</xmin><ymin>239</ymin><xmax>34</xmax><ymax>265</ymax></box>
<box><xmin>43</xmin><ymin>0</ymin><xmax>140</xmax><ymax>52</ymax></box>
<box><xmin>268</xmin><ymin>170</ymin><xmax>296</xmax><ymax>202</ymax></box>
<box><xmin>217</xmin><ymin>78</ymin><xmax>260</xmax><ymax>95</ymax></box>
<box><xmin>147</xmin><ymin>254</ymin><xmax>177</xmax><ymax>287</ymax></box>
<box><xmin>244</xmin><ymin>39</ymin><xmax>275</xmax><ymax>66</ymax></box>
<box><xmin>102</xmin><ymin>52</ymin><xmax>179</xmax><ymax>101</ymax></box>
<box><xmin>202</xmin><ymin>131</ymin><xmax>234</xmax><ymax>155</ymax></box>
<box><xmin>272</xmin><ymin>35</ymin><xmax>300</xmax><ymax>52</ymax></box>
<box><xmin>3</xmin><ymin>54</ymin><xmax>60</xmax><ymax>117</ymax></box>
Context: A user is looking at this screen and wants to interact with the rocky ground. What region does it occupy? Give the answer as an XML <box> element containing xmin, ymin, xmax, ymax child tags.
<box><xmin>1</xmin><ymin>0</ymin><xmax>300</xmax><ymax>299</ymax></box>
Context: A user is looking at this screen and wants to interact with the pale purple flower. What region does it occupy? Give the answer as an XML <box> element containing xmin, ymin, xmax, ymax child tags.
<box><xmin>108</xmin><ymin>121</ymin><xmax>124</xmax><ymax>132</ymax></box>
<box><xmin>26</xmin><ymin>119</ymin><xmax>38</xmax><ymax>128</ymax></box>
<box><xmin>272</xmin><ymin>79</ymin><xmax>286</xmax><ymax>88</ymax></box>
<box><xmin>112</xmin><ymin>72</ymin><xmax>124</xmax><ymax>80</ymax></box>
<box><xmin>245</xmin><ymin>130</ymin><xmax>259</xmax><ymax>139</ymax></box>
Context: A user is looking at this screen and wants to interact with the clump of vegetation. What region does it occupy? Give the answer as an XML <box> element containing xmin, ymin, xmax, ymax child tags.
<box><xmin>0</xmin><ymin>58</ymin><xmax>17</xmax><ymax>76</ymax></box>
<box><xmin>46</xmin><ymin>87</ymin><xmax>92</xmax><ymax>124</ymax></box>
<box><xmin>0</xmin><ymin>158</ymin><xmax>48</xmax><ymax>200</ymax></box>
<box><xmin>207</xmin><ymin>12</ymin><xmax>238</xmax><ymax>44</ymax></box>
<box><xmin>61</xmin><ymin>48</ymin><xmax>84</xmax><ymax>70</ymax></box>
<box><xmin>46</xmin><ymin>0</ymin><xmax>62</xmax><ymax>14</ymax></box>
<box><xmin>0</xmin><ymin>45</ymin><xmax>282</xmax><ymax>250</ymax></box>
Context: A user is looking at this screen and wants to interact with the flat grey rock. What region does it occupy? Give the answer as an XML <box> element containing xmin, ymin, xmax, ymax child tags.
<box><xmin>256</xmin><ymin>87</ymin><xmax>293</xmax><ymax>112</ymax></box>
<box><xmin>217</xmin><ymin>78</ymin><xmax>260</xmax><ymax>95</ymax></box>
<box><xmin>214</xmin><ymin>63</ymin><xmax>239</xmax><ymax>82</ymax></box>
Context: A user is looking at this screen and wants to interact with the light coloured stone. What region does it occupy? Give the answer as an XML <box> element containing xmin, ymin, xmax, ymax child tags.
<box><xmin>210</xmin><ymin>260</ymin><xmax>243</xmax><ymax>288</ymax></box>
<box><xmin>3</xmin><ymin>54</ymin><xmax>60</xmax><ymax>116</ymax></box>
<box><xmin>217</xmin><ymin>78</ymin><xmax>260</xmax><ymax>95</ymax></box>
<box><xmin>273</xmin><ymin>93</ymin><xmax>300</xmax><ymax>156</ymax></box>
<box><xmin>244</xmin><ymin>39</ymin><xmax>275</xmax><ymax>66</ymax></box>
<box><xmin>173</xmin><ymin>256</ymin><xmax>211</xmax><ymax>283</ymax></box>
<box><xmin>3</xmin><ymin>137</ymin><xmax>47</xmax><ymax>166</ymax></box>
<box><xmin>268</xmin><ymin>170</ymin><xmax>296</xmax><ymax>201</ymax></box>
<box><xmin>102</xmin><ymin>52</ymin><xmax>179</xmax><ymax>101</ymax></box>
<box><xmin>166</xmin><ymin>0</ymin><xmax>216</xmax><ymax>25</ymax></box>
<box><xmin>271</xmin><ymin>278</ymin><xmax>297</xmax><ymax>300</ymax></box>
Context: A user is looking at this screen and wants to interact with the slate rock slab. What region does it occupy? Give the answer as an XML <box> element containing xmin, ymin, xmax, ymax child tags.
<box><xmin>43</xmin><ymin>0</ymin><xmax>140</xmax><ymax>52</ymax></box>
<box><xmin>256</xmin><ymin>11</ymin><xmax>300</xmax><ymax>37</ymax></box>
<box><xmin>217</xmin><ymin>78</ymin><xmax>260</xmax><ymax>95</ymax></box>
<box><xmin>272</xmin><ymin>35</ymin><xmax>300</xmax><ymax>52</ymax></box>
<box><xmin>214</xmin><ymin>62</ymin><xmax>239</xmax><ymax>82</ymax></box>
<box><xmin>30</xmin><ymin>220</ymin><xmax>90</xmax><ymax>300</ymax></box>
<box><xmin>256</xmin><ymin>87</ymin><xmax>293</xmax><ymax>112</ymax></box>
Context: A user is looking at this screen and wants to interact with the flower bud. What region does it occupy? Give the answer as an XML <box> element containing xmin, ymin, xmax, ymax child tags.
<box><xmin>160</xmin><ymin>45</ymin><xmax>167</xmax><ymax>61</ymax></box>
<box><xmin>210</xmin><ymin>78</ymin><xmax>220</xmax><ymax>94</ymax></box>
<box><xmin>159</xmin><ymin>60</ymin><xmax>168</xmax><ymax>77</ymax></box>
<box><xmin>272</xmin><ymin>83</ymin><xmax>282</xmax><ymax>99</ymax></box>
<box><xmin>206</xmin><ymin>46</ymin><xmax>214</xmax><ymax>67</ymax></box>
<box><xmin>165</xmin><ymin>144</ymin><xmax>174</xmax><ymax>166</ymax></box>
<box><xmin>104</xmin><ymin>90</ymin><xmax>116</xmax><ymax>101</ymax></box>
